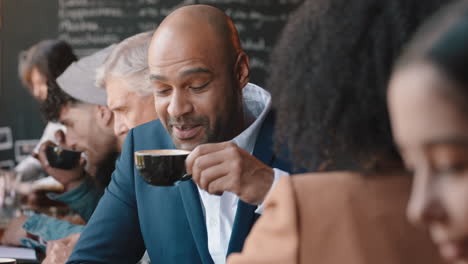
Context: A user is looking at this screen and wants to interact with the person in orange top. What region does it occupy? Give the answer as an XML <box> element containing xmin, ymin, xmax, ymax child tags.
<box><xmin>227</xmin><ymin>0</ymin><xmax>450</xmax><ymax>263</ymax></box>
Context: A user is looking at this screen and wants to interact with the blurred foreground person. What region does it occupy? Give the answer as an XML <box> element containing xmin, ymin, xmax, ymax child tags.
<box><xmin>228</xmin><ymin>0</ymin><xmax>450</xmax><ymax>263</ymax></box>
<box><xmin>389</xmin><ymin>1</ymin><xmax>468</xmax><ymax>263</ymax></box>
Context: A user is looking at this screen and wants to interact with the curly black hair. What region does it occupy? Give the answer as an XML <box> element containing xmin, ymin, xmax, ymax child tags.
<box><xmin>269</xmin><ymin>0</ymin><xmax>452</xmax><ymax>171</ymax></box>
<box><xmin>41</xmin><ymin>80</ymin><xmax>78</xmax><ymax>122</ymax></box>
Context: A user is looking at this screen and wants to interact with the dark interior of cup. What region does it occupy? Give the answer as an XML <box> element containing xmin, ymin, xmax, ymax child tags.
<box><xmin>45</xmin><ymin>145</ymin><xmax>81</xmax><ymax>170</ymax></box>
<box><xmin>135</xmin><ymin>149</ymin><xmax>190</xmax><ymax>186</ymax></box>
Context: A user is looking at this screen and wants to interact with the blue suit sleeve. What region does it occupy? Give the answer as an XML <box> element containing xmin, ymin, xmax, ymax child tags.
<box><xmin>67</xmin><ymin>129</ymin><xmax>146</xmax><ymax>263</ymax></box>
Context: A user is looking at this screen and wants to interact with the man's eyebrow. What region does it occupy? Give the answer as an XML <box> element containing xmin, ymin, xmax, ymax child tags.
<box><xmin>149</xmin><ymin>74</ymin><xmax>168</xmax><ymax>82</ymax></box>
<box><xmin>424</xmin><ymin>137</ymin><xmax>468</xmax><ymax>148</ymax></box>
<box><xmin>60</xmin><ymin>119</ymin><xmax>70</xmax><ymax>126</ymax></box>
<box><xmin>179</xmin><ymin>67</ymin><xmax>211</xmax><ymax>78</ymax></box>
<box><xmin>108</xmin><ymin>105</ymin><xmax>123</xmax><ymax>111</ymax></box>
<box><xmin>149</xmin><ymin>67</ymin><xmax>211</xmax><ymax>82</ymax></box>
<box><xmin>109</xmin><ymin>98</ymin><xmax>128</xmax><ymax>110</ymax></box>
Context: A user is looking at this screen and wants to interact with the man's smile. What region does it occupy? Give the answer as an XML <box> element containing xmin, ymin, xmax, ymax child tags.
<box><xmin>172</xmin><ymin>124</ymin><xmax>203</xmax><ymax>140</ymax></box>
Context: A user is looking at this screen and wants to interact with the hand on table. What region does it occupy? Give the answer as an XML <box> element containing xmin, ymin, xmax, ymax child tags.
<box><xmin>1</xmin><ymin>215</ymin><xmax>29</xmax><ymax>246</ymax></box>
<box><xmin>43</xmin><ymin>233</ymin><xmax>81</xmax><ymax>264</ymax></box>
<box><xmin>186</xmin><ymin>142</ymin><xmax>274</xmax><ymax>205</ymax></box>
<box><xmin>33</xmin><ymin>141</ymin><xmax>86</xmax><ymax>192</ymax></box>
<box><xmin>60</xmin><ymin>214</ymin><xmax>85</xmax><ymax>226</ymax></box>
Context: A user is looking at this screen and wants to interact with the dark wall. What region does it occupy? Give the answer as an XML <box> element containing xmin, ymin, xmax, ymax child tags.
<box><xmin>0</xmin><ymin>0</ymin><xmax>303</xmax><ymax>166</ymax></box>
<box><xmin>0</xmin><ymin>0</ymin><xmax>58</xmax><ymax>164</ymax></box>
<box><xmin>58</xmin><ymin>0</ymin><xmax>303</xmax><ymax>87</ymax></box>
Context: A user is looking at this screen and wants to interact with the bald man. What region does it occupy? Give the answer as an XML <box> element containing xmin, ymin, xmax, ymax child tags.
<box><xmin>68</xmin><ymin>5</ymin><xmax>292</xmax><ymax>264</ymax></box>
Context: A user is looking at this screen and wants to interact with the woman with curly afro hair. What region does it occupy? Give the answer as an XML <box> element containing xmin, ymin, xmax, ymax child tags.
<box><xmin>228</xmin><ymin>0</ymin><xmax>452</xmax><ymax>263</ymax></box>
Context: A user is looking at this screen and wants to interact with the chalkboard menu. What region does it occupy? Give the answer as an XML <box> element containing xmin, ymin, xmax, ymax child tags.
<box><xmin>58</xmin><ymin>0</ymin><xmax>303</xmax><ymax>86</ymax></box>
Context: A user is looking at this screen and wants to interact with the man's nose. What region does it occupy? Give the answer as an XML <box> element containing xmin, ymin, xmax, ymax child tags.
<box><xmin>167</xmin><ymin>90</ymin><xmax>193</xmax><ymax>118</ymax></box>
<box><xmin>114</xmin><ymin>119</ymin><xmax>129</xmax><ymax>137</ymax></box>
<box><xmin>66</xmin><ymin>136</ymin><xmax>78</xmax><ymax>151</ymax></box>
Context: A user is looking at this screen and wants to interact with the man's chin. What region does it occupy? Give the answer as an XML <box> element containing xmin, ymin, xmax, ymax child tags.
<box><xmin>174</xmin><ymin>142</ymin><xmax>199</xmax><ymax>151</ymax></box>
<box><xmin>172</xmin><ymin>137</ymin><xmax>205</xmax><ymax>151</ymax></box>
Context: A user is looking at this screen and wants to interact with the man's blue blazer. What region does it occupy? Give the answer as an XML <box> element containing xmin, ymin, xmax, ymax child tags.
<box><xmin>68</xmin><ymin>110</ymin><xmax>292</xmax><ymax>263</ymax></box>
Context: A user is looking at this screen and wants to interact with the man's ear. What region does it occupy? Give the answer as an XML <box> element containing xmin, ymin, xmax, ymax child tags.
<box><xmin>234</xmin><ymin>51</ymin><xmax>250</xmax><ymax>89</ymax></box>
<box><xmin>95</xmin><ymin>105</ymin><xmax>113</xmax><ymax>127</ymax></box>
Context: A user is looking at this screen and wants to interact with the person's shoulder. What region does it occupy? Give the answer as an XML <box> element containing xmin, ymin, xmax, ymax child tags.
<box><xmin>288</xmin><ymin>172</ymin><xmax>363</xmax><ymax>203</ymax></box>
<box><xmin>289</xmin><ymin>171</ymin><xmax>411</xmax><ymax>209</ymax></box>
<box><xmin>132</xmin><ymin>119</ymin><xmax>165</xmax><ymax>134</ymax></box>
<box><xmin>131</xmin><ymin>119</ymin><xmax>169</xmax><ymax>140</ymax></box>
<box><xmin>291</xmin><ymin>171</ymin><xmax>410</xmax><ymax>191</ymax></box>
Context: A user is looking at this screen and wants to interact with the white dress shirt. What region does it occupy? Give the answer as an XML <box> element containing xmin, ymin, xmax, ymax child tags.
<box><xmin>196</xmin><ymin>83</ymin><xmax>289</xmax><ymax>264</ymax></box>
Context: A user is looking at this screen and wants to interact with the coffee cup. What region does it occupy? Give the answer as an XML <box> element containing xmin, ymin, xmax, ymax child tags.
<box><xmin>135</xmin><ymin>149</ymin><xmax>191</xmax><ymax>186</ymax></box>
<box><xmin>45</xmin><ymin>145</ymin><xmax>81</xmax><ymax>170</ymax></box>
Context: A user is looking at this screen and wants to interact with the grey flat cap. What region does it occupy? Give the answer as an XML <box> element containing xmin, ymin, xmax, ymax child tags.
<box><xmin>57</xmin><ymin>44</ymin><xmax>115</xmax><ymax>106</ymax></box>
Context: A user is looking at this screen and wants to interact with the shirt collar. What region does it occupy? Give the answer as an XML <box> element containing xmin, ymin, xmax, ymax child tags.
<box><xmin>231</xmin><ymin>83</ymin><xmax>272</xmax><ymax>154</ymax></box>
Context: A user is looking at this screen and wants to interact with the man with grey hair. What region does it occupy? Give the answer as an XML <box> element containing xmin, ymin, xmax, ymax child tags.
<box><xmin>96</xmin><ymin>31</ymin><xmax>157</xmax><ymax>142</ymax></box>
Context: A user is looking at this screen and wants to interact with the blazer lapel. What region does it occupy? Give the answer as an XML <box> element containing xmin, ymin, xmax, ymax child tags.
<box><xmin>178</xmin><ymin>180</ymin><xmax>214</xmax><ymax>264</ymax></box>
<box><xmin>251</xmin><ymin>110</ymin><xmax>276</xmax><ymax>166</ymax></box>
<box><xmin>227</xmin><ymin>110</ymin><xmax>277</xmax><ymax>256</ymax></box>
<box><xmin>154</xmin><ymin>124</ymin><xmax>212</xmax><ymax>263</ymax></box>
<box><xmin>227</xmin><ymin>200</ymin><xmax>258</xmax><ymax>255</ymax></box>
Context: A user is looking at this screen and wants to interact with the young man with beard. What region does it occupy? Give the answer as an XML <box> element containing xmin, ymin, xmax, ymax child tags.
<box><xmin>69</xmin><ymin>5</ymin><xmax>292</xmax><ymax>264</ymax></box>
